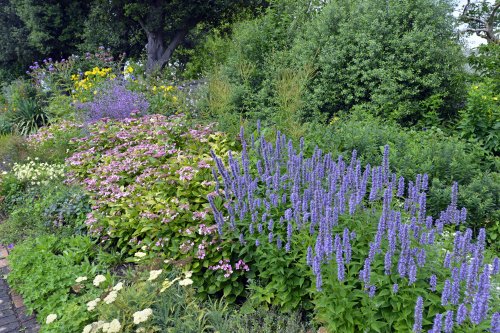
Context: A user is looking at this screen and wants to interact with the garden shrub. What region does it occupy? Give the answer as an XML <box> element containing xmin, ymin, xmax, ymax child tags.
<box><xmin>1</xmin><ymin>78</ymin><xmax>48</xmax><ymax>135</ymax></box>
<box><xmin>458</xmin><ymin>79</ymin><xmax>499</xmax><ymax>154</ymax></box>
<box><xmin>66</xmin><ymin>114</ymin><xmax>241</xmax><ymax>299</ymax></box>
<box><xmin>7</xmin><ymin>235</ymin><xmax>109</xmax><ymax>333</ymax></box>
<box><xmin>204</xmin><ymin>0</ymin><xmax>466</xmax><ymax>127</ymax></box>
<box><xmin>0</xmin><ymin>134</ymin><xmax>29</xmax><ymax>170</ymax></box>
<box><xmin>26</xmin><ymin>47</ymin><xmax>124</xmax><ymax>97</ymax></box>
<box><xmin>208</xmin><ymin>128</ymin><xmax>499</xmax><ymax>331</ymax></box>
<box><xmin>25</xmin><ymin>120</ymin><xmax>85</xmax><ymax>163</ymax></box>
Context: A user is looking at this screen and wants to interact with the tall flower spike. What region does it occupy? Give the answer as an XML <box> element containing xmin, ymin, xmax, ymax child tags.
<box><xmin>456</xmin><ymin>303</ymin><xmax>467</xmax><ymax>325</ymax></box>
<box><xmin>413</xmin><ymin>296</ymin><xmax>424</xmax><ymax>333</ymax></box>
<box><xmin>444</xmin><ymin>310</ymin><xmax>454</xmax><ymax>333</ymax></box>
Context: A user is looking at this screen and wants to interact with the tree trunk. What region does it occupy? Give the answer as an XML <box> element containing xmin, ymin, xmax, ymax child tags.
<box><xmin>145</xmin><ymin>28</ymin><xmax>189</xmax><ymax>73</ymax></box>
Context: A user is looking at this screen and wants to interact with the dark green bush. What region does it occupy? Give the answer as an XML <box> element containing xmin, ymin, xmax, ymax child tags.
<box><xmin>203</xmin><ymin>0</ymin><xmax>466</xmax><ymax>128</ymax></box>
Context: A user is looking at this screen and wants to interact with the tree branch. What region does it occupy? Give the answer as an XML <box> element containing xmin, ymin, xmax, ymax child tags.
<box><xmin>158</xmin><ymin>28</ymin><xmax>190</xmax><ymax>65</ymax></box>
<box><xmin>137</xmin><ymin>18</ymin><xmax>149</xmax><ymax>35</ymax></box>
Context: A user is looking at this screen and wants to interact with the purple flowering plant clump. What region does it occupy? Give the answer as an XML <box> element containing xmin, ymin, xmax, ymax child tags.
<box><xmin>77</xmin><ymin>81</ymin><xmax>149</xmax><ymax>123</ymax></box>
<box><xmin>208</xmin><ymin>124</ymin><xmax>500</xmax><ymax>331</ymax></box>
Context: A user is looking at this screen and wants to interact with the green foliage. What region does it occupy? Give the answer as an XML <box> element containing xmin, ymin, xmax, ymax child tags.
<box><xmin>0</xmin><ymin>134</ymin><xmax>28</xmax><ymax>169</ymax></box>
<box><xmin>79</xmin><ymin>0</ymin><xmax>144</xmax><ymax>60</ymax></box>
<box><xmin>66</xmin><ymin>115</ymin><xmax>241</xmax><ymax>297</ymax></box>
<box><xmin>24</xmin><ymin>120</ymin><xmax>84</xmax><ymax>163</ymax></box>
<box><xmin>469</xmin><ymin>43</ymin><xmax>500</xmax><ymax>89</ymax></box>
<box><xmin>306</xmin><ymin>112</ymin><xmax>499</xmax><ymax>234</ymax></box>
<box><xmin>6</xmin><ymin>98</ymin><xmax>48</xmax><ymax>135</ymax></box>
<box><xmin>7</xmin><ymin>235</ymin><xmax>105</xmax><ymax>333</ymax></box>
<box><xmin>10</xmin><ymin>0</ymin><xmax>90</xmax><ymax>57</ymax></box>
<box><xmin>205</xmin><ymin>0</ymin><xmax>466</xmax><ymax>127</ymax></box>
<box><xmin>0</xmin><ymin>0</ymin><xmax>38</xmax><ymax>81</ymax></box>
<box><xmin>462</xmin><ymin>44</ymin><xmax>500</xmax><ymax>156</ymax></box>
<box><xmin>0</xmin><ymin>181</ymin><xmax>90</xmax><ymax>245</ymax></box>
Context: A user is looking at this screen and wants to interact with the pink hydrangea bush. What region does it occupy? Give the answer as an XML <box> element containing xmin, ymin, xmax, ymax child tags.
<box><xmin>66</xmin><ymin>114</ymin><xmax>247</xmax><ymax>298</ymax></box>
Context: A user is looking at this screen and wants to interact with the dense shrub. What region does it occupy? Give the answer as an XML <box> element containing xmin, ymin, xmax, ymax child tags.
<box><xmin>25</xmin><ymin>120</ymin><xmax>85</xmax><ymax>163</ymax></box>
<box><xmin>0</xmin><ymin>179</ymin><xmax>90</xmax><ymax>245</ymax></box>
<box><xmin>66</xmin><ymin>114</ymin><xmax>237</xmax><ymax>257</ymax></box>
<box><xmin>0</xmin><ymin>134</ymin><xmax>29</xmax><ymax>170</ymax></box>
<box><xmin>1</xmin><ymin>78</ymin><xmax>48</xmax><ymax>135</ymax></box>
<box><xmin>203</xmin><ymin>0</ymin><xmax>466</xmax><ymax>127</ymax></box>
<box><xmin>26</xmin><ymin>48</ymin><xmax>123</xmax><ymax>96</ymax></box>
<box><xmin>458</xmin><ymin>79</ymin><xmax>499</xmax><ymax>155</ymax></box>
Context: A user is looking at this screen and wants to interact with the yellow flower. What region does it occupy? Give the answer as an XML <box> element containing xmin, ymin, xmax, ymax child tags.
<box><xmin>493</xmin><ymin>96</ymin><xmax>498</xmax><ymax>101</ymax></box>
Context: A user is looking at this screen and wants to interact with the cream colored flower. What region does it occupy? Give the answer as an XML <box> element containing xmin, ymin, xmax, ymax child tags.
<box><xmin>86</xmin><ymin>298</ymin><xmax>101</xmax><ymax>311</ymax></box>
<box><xmin>93</xmin><ymin>275</ymin><xmax>106</xmax><ymax>286</ymax></box>
<box><xmin>160</xmin><ymin>277</ymin><xmax>180</xmax><ymax>293</ymax></box>
<box><xmin>102</xmin><ymin>319</ymin><xmax>121</xmax><ymax>333</ymax></box>
<box><xmin>75</xmin><ymin>276</ymin><xmax>88</xmax><ymax>283</ymax></box>
<box><xmin>108</xmin><ymin>319</ymin><xmax>121</xmax><ymax>333</ymax></box>
<box><xmin>112</xmin><ymin>282</ymin><xmax>123</xmax><ymax>291</ymax></box>
<box><xmin>134</xmin><ymin>252</ymin><xmax>147</xmax><ymax>258</ymax></box>
<box><xmin>132</xmin><ymin>308</ymin><xmax>153</xmax><ymax>324</ymax></box>
<box><xmin>46</xmin><ymin>314</ymin><xmax>57</xmax><ymax>324</ymax></box>
<box><xmin>184</xmin><ymin>271</ymin><xmax>193</xmax><ymax>278</ymax></box>
<box><xmin>104</xmin><ymin>290</ymin><xmax>118</xmax><ymax>304</ymax></box>
<box><xmin>178</xmin><ymin>278</ymin><xmax>193</xmax><ymax>286</ymax></box>
<box><xmin>82</xmin><ymin>324</ymin><xmax>93</xmax><ymax>333</ymax></box>
<box><xmin>147</xmin><ymin>269</ymin><xmax>162</xmax><ymax>281</ymax></box>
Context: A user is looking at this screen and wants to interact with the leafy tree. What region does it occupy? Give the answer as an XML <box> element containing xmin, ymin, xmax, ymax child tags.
<box><xmin>10</xmin><ymin>0</ymin><xmax>91</xmax><ymax>57</ymax></box>
<box><xmin>460</xmin><ymin>0</ymin><xmax>499</xmax><ymax>44</ymax></box>
<box><xmin>79</xmin><ymin>0</ymin><xmax>144</xmax><ymax>59</ymax></box>
<box><xmin>0</xmin><ymin>0</ymin><xmax>37</xmax><ymax>81</ymax></box>
<box><xmin>208</xmin><ymin>0</ymin><xmax>467</xmax><ymax>126</ymax></box>
<box><xmin>115</xmin><ymin>0</ymin><xmax>265</xmax><ymax>72</ymax></box>
<box><xmin>295</xmin><ymin>0</ymin><xmax>467</xmax><ymax>125</ymax></box>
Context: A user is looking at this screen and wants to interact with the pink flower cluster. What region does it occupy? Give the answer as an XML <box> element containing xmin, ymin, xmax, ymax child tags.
<box><xmin>209</xmin><ymin>259</ymin><xmax>250</xmax><ymax>278</ymax></box>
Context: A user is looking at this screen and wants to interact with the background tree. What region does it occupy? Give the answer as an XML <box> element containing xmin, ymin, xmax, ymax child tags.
<box><xmin>0</xmin><ymin>0</ymin><xmax>37</xmax><ymax>81</ymax></box>
<box><xmin>117</xmin><ymin>0</ymin><xmax>265</xmax><ymax>72</ymax></box>
<box><xmin>460</xmin><ymin>0</ymin><xmax>499</xmax><ymax>44</ymax></box>
<box><xmin>10</xmin><ymin>0</ymin><xmax>91</xmax><ymax>57</ymax></box>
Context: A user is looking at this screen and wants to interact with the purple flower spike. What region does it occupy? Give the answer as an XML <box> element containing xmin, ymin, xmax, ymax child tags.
<box><xmin>444</xmin><ymin>310</ymin><xmax>454</xmax><ymax>333</ymax></box>
<box><xmin>429</xmin><ymin>274</ymin><xmax>437</xmax><ymax>292</ymax></box>
<box><xmin>456</xmin><ymin>303</ymin><xmax>467</xmax><ymax>325</ymax></box>
<box><xmin>413</xmin><ymin>296</ymin><xmax>424</xmax><ymax>333</ymax></box>
<box><xmin>430</xmin><ymin>313</ymin><xmax>442</xmax><ymax>333</ymax></box>
<box><xmin>491</xmin><ymin>312</ymin><xmax>499</xmax><ymax>333</ymax></box>
<box><xmin>442</xmin><ymin>279</ymin><xmax>451</xmax><ymax>306</ymax></box>
<box><xmin>392</xmin><ymin>283</ymin><xmax>399</xmax><ymax>293</ymax></box>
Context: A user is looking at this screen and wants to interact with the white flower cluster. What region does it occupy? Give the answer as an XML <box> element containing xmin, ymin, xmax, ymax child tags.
<box><xmin>132</xmin><ymin>308</ymin><xmax>153</xmax><ymax>324</ymax></box>
<box><xmin>11</xmin><ymin>159</ymin><xmax>65</xmax><ymax>185</ymax></box>
<box><xmin>83</xmin><ymin>319</ymin><xmax>121</xmax><ymax>333</ymax></box>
